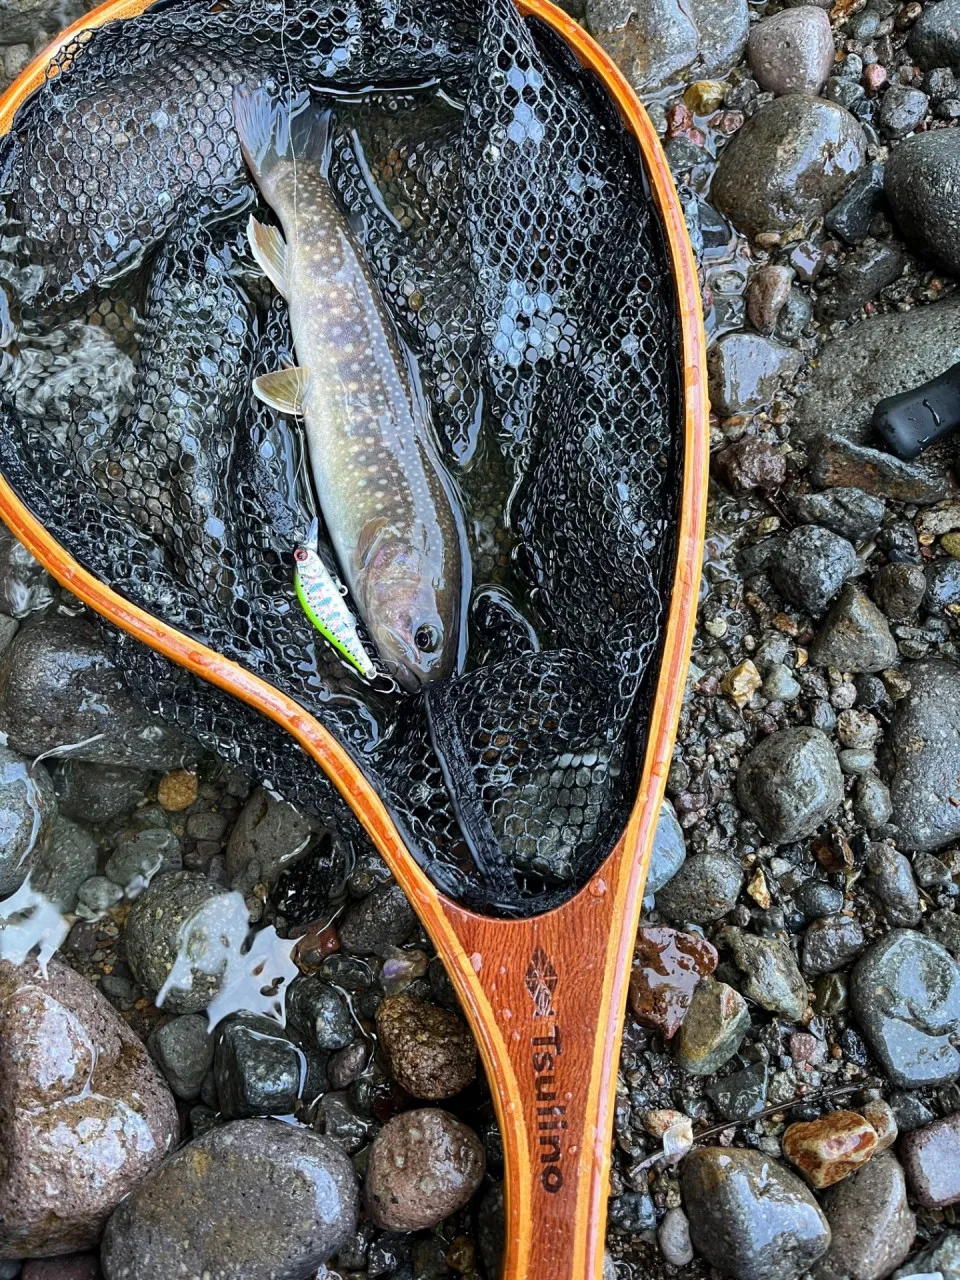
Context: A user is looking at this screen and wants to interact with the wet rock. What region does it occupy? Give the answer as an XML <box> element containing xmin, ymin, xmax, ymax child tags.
<box><xmin>20</xmin><ymin>1259</ymin><xmax>100</xmax><ymax>1280</ymax></box>
<box><xmin>124</xmin><ymin>871</ymin><xmax>240</xmax><ymax>1014</ymax></box>
<box><xmin>0</xmin><ymin>616</ymin><xmax>196</xmax><ymax>771</ymax></box>
<box><xmin>825</xmin><ymin>163</ymin><xmax>886</xmax><ymax>244</ymax></box>
<box><xmin>681</xmin><ymin>1147</ymin><xmax>830</xmax><ymax>1280</ymax></box>
<box><xmin>720</xmin><ymin>659</ymin><xmax>762</xmax><ymax>708</ymax></box>
<box><xmin>802</xmin><ymin>915</ymin><xmax>866</xmax><ymax>976</ymax></box>
<box><xmin>895</xmin><ymin>1228</ymin><xmax>960</xmax><ymax>1279</ymax></box>
<box><xmin>762</xmin><ymin>663</ymin><xmax>801</xmax><ymax>702</ymax></box>
<box><xmin>327</xmin><ymin>1039</ymin><xmax>369</xmax><ymax>1090</ymax></box>
<box><xmin>737</xmin><ymin>727</ymin><xmax>844</xmax><ymax>844</ymax></box>
<box><xmin>708</xmin><ymin>334</ymin><xmax>801</xmax><ymax>415</ymax></box>
<box><xmin>0</xmin><ymin>957</ymin><xmax>177</xmax><ymax>1258</ymax></box>
<box><xmin>54</xmin><ymin>761</ymin><xmax>149</xmax><ymax>827</ymax></box>
<box><xmin>656</xmin><ymin>852</ymin><xmax>743</xmax><ymax>923</ymax></box>
<box><xmin>809</xmin><ymin>585</ymin><xmax>898</xmax><ymax>674</ymax></box>
<box><xmin>865</xmin><ymin>843</ymin><xmax>919</xmax><ymax>924</ymax></box>
<box><xmin>747</xmin><ymin>263</ymin><xmax>794</xmax><ymax>336</ymax></box>
<box><xmin>771</xmin><ymin>526</ymin><xmax>857</xmax><ymax>616</ymax></box>
<box><xmin>315</xmin><ymin>1090</ymin><xmax>373</xmax><ymax>1155</ymax></box>
<box><xmin>882</xmin><ymin>660</ymin><xmax>960</xmax><ymax>852</ymax></box>
<box><xmin>859</xmin><ymin>1099</ymin><xmax>898</xmax><ymax>1152</ymax></box>
<box><xmin>811</xmin><ymin>1153</ymin><xmax>915</xmax><ymax>1280</ymax></box>
<box><xmin>796</xmin><ymin>880</ymin><xmax>844</xmax><ymax>921</ymax></box>
<box><xmin>674</xmin><ymin>978</ymin><xmax>751</xmax><ymax>1075</ymax></box>
<box><xmin>224</xmin><ymin>786</ymin><xmax>313</xmax><ymax>894</ymax></box>
<box><xmin>105</xmin><ymin>827</ymin><xmax>180</xmax><ymax>892</ymax></box>
<box><xmin>287</xmin><ymin>975</ymin><xmax>354</xmax><ymax>1052</ymax></box>
<box><xmin>76</xmin><ymin>875</ymin><xmax>123</xmax><ymax>915</ymax></box>
<box><xmin>375</xmin><ymin>993</ymin><xmax>477</xmax><ymax>1100</ymax></box>
<box><xmin>0</xmin><ymin>747</ymin><xmax>55</xmax><ymax>896</ymax></box>
<box><xmin>364</xmin><ymin>1108</ymin><xmax>485</xmax><ymax>1231</ymax></box>
<box><xmin>880</xmin><ymin>86</ymin><xmax>929</xmax><ymax>139</ymax></box>
<box><xmin>214</xmin><ymin>1014</ymin><xmax>303</xmax><ymax>1118</ymax></box>
<box><xmin>890</xmin><ymin>1091</ymin><xmax>935</xmax><ymax>1134</ymax></box>
<box><xmin>810</xmin><ymin>435</ymin><xmax>952</xmax><ymax>505</ymax></box>
<box><xmin>29</xmin><ymin>814</ymin><xmax>96</xmax><ymax>912</ymax></box>
<box><xmin>871</xmin><ymin>562</ymin><xmax>927</xmax><ymax>623</ymax></box>
<box><xmin>839</xmin><ymin>748</ymin><xmax>874</xmax><ymax>775</ymax></box>
<box><xmin>339</xmin><ymin>882</ymin><xmax>416</xmax><ymax>957</ymax></box>
<box><xmin>713</xmin><ymin>96</ymin><xmax>866</xmax><ymax>240</ymax></box>
<box><xmin>791</xmin><ymin>488</ymin><xmax>884</xmax><ymax>543</ymax></box>
<box><xmin>910</xmin><ymin>0</ymin><xmax>960</xmax><ymax>71</ymax></box>
<box><xmin>715</xmin><ymin>437</ymin><xmax>786</xmax><ymax>496</ymax></box>
<box><xmin>887</xmin><ymin>131</ymin><xmax>960</xmax><ymax>277</ymax></box>
<box><xmin>100</xmin><ymin>1118</ymin><xmax>358</xmax><ymax>1279</ymax></box>
<box><xmin>648</xmin><ymin>799</ymin><xmax>686</xmax><ymax>894</ymax></box>
<box><xmin>748</xmin><ymin>7</ymin><xmax>833</xmax><ymax>97</ymax></box>
<box><xmin>851</xmin><ymin>930</ymin><xmax>960</xmax><ymax>1088</ymax></box>
<box><xmin>796</xmin><ymin>295</ymin><xmax>960</xmax><ymax>446</ymax></box>
<box><xmin>629</xmin><ymin>926</ymin><xmax>718</xmax><ymax>1038</ymax></box>
<box><xmin>722</xmin><ymin>927</ymin><xmax>808</xmax><ymax>1021</ymax></box>
<box><xmin>925</xmin><ymin>557</ymin><xmax>960</xmax><ymax>611</ymax></box>
<box><xmin>926</xmin><ymin>907</ymin><xmax>960</xmax><ymax>956</ymax></box>
<box><xmin>658</xmin><ymin>1207</ymin><xmax>694</xmax><ymax>1267</ymax></box>
<box><xmin>706</xmin><ymin>1062</ymin><xmax>768</xmax><ymax>1121</ymax></box>
<box><xmin>782</xmin><ymin>1111</ymin><xmax>878</xmax><ymax>1189</ymax></box>
<box><xmin>815</xmin><ymin>242</ymin><xmax>906</xmax><ymax>323</ymax></box>
<box><xmin>899</xmin><ymin>1112</ymin><xmax>960</xmax><ymax>1206</ymax></box>
<box><xmin>584</xmin><ymin>0</ymin><xmax>748</xmax><ymax>94</ymax></box>
<box><xmin>147</xmin><ymin>1014</ymin><xmax>214</xmax><ymax>1101</ymax></box>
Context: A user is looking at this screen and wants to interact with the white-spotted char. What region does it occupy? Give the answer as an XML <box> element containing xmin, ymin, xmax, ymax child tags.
<box><xmin>233</xmin><ymin>86</ymin><xmax>465</xmax><ymax>693</ymax></box>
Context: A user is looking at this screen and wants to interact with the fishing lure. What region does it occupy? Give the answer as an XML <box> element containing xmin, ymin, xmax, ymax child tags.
<box><xmin>294</xmin><ymin>519</ymin><xmax>376</xmax><ymax>681</ymax></box>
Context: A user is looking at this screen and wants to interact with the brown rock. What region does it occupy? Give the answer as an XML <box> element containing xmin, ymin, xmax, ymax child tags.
<box><xmin>811</xmin><ymin>434</ymin><xmax>953</xmax><ymax>505</ymax></box>
<box><xmin>157</xmin><ymin>769</ymin><xmax>198</xmax><ymax>812</ymax></box>
<box><xmin>629</xmin><ymin>927</ymin><xmax>718</xmax><ymax>1039</ymax></box>
<box><xmin>871</xmin><ymin>562</ymin><xmax>927</xmax><ymax>622</ymax></box>
<box><xmin>748</xmin><ymin>7</ymin><xmax>834</xmax><ymax>96</ymax></box>
<box><xmin>21</xmin><ymin>1256</ymin><xmax>101</xmax><ymax>1279</ymax></box>
<box><xmin>858</xmin><ymin>1099</ymin><xmax>897</xmax><ymax>1152</ymax></box>
<box><xmin>376</xmin><ymin>993</ymin><xmax>477</xmax><ymax>1100</ymax></box>
<box><xmin>899</xmin><ymin>1112</ymin><xmax>960</xmax><ymax>1206</ymax></box>
<box><xmin>716</xmin><ymin>438</ymin><xmax>787</xmax><ymax>496</ymax></box>
<box><xmin>783</xmin><ymin>1111</ymin><xmax>878</xmax><ymax>1189</ymax></box>
<box><xmin>720</xmin><ymin>658</ymin><xmax>763</xmax><ymax>707</ymax></box>
<box><xmin>0</xmin><ymin>958</ymin><xmax>178</xmax><ymax>1258</ymax></box>
<box><xmin>747</xmin><ymin>263</ymin><xmax>795</xmax><ymax>335</ymax></box>
<box><xmin>365</xmin><ymin>1109</ymin><xmax>485</xmax><ymax>1231</ymax></box>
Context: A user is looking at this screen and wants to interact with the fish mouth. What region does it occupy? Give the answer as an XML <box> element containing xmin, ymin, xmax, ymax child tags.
<box><xmin>387</xmin><ymin>660</ymin><xmax>424</xmax><ymax>696</ymax></box>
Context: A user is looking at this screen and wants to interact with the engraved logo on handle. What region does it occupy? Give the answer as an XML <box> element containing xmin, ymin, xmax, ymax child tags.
<box><xmin>525</xmin><ymin>945</ymin><xmax>565</xmax><ymax>1194</ymax></box>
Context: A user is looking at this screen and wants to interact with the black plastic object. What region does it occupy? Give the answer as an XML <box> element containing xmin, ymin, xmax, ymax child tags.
<box><xmin>872</xmin><ymin>360</ymin><xmax>960</xmax><ymax>461</ymax></box>
<box><xmin>0</xmin><ymin>0</ymin><xmax>680</xmax><ymax>918</ymax></box>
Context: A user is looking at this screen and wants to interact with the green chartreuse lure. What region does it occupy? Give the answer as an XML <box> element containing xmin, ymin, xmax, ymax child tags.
<box><xmin>294</xmin><ymin>519</ymin><xmax>376</xmax><ymax>682</ymax></box>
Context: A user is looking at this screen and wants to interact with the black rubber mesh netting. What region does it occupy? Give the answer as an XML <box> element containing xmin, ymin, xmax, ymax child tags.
<box><xmin>0</xmin><ymin>0</ymin><xmax>680</xmax><ymax>917</ymax></box>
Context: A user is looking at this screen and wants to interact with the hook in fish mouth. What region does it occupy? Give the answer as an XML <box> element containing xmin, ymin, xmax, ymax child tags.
<box><xmin>386</xmin><ymin>659</ymin><xmax>423</xmax><ymax>696</ymax></box>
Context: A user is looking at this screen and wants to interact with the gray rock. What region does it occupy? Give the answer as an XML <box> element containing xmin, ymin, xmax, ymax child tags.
<box><xmin>224</xmin><ymin>786</ymin><xmax>313</xmax><ymax>894</ymax></box>
<box><xmin>681</xmin><ymin>1147</ymin><xmax>830</xmax><ymax>1280</ymax></box>
<box><xmin>925</xmin><ymin>558</ymin><xmax>960</xmax><ymax>611</ymax></box>
<box><xmin>838</xmin><ymin>748</ymin><xmax>875</xmax><ymax>775</ymax></box>
<box><xmin>708</xmin><ymin>334</ymin><xmax>801</xmax><ymax>415</ymax></box>
<box><xmin>737</xmin><ymin>728</ymin><xmax>844</xmax><ymax>844</ymax></box>
<box><xmin>810</xmin><ymin>435</ymin><xmax>952</xmax><ymax>505</ymax></box>
<box><xmin>790</xmin><ymin>488</ymin><xmax>884</xmax><ymax>543</ymax></box>
<box><xmin>338</xmin><ymin>882</ymin><xmax>416</xmax><ymax>957</ymax></box>
<box><xmin>809</xmin><ymin>585</ymin><xmax>898</xmax><ymax>673</ymax></box>
<box><xmin>836</xmin><ymin>709</ymin><xmax>879</xmax><ymax>750</ymax></box>
<box><xmin>722</xmin><ymin>928</ymin><xmax>808</xmax><ymax>1021</ymax></box>
<box><xmin>105</xmin><ymin>828</ymin><xmax>181</xmax><ymax>890</ymax></box>
<box><xmin>658</xmin><ymin>1208</ymin><xmax>694</xmax><ymax>1268</ymax></box>
<box><xmin>147</xmin><ymin>1014</ymin><xmax>214</xmax><ymax>1101</ymax></box>
<box><xmin>815</xmin><ymin>242</ymin><xmax>905</xmax><ymax>323</ymax></box>
<box><xmin>795</xmin><ymin>295</ymin><xmax>960</xmax><ymax>445</ymax></box>
<box><xmin>54</xmin><ymin>761</ymin><xmax>150</xmax><ymax>826</ymax></box>
<box><xmin>315</xmin><ymin>1090</ymin><xmax>373</xmax><ymax>1155</ymax></box>
<box><xmin>674</xmin><ymin>978</ymin><xmax>751</xmax><ymax>1075</ymax></box>
<box><xmin>889</xmin><ymin>1090</ymin><xmax>935</xmax><ymax>1134</ymax></box>
<box><xmin>825</xmin><ymin>163</ymin><xmax>886</xmax><ymax>244</ymax></box>
<box><xmin>851</xmin><ymin>930</ymin><xmax>960</xmax><ymax>1088</ymax></box>
<box><xmin>872</xmin><ymin>562</ymin><xmax>927</xmax><ymax>622</ymax></box>
<box><xmin>100</xmin><ymin>1119</ymin><xmax>358</xmax><ymax>1279</ymax></box>
<box><xmin>887</xmin><ymin>130</ymin><xmax>960</xmax><ymax>276</ymax></box>
<box><xmin>926</xmin><ymin>907</ymin><xmax>960</xmax><ymax>956</ymax></box>
<box><xmin>763</xmin><ymin>663</ymin><xmax>801</xmax><ymax>702</ymax></box>
<box><xmin>0</xmin><ymin>616</ymin><xmax>197</xmax><ymax>771</ymax></box>
<box><xmin>584</xmin><ymin>0</ymin><xmax>748</xmax><ymax>94</ymax></box>
<box><xmin>882</xmin><ymin>660</ymin><xmax>960</xmax><ymax>852</ymax></box>
<box><xmin>713</xmin><ymin>96</ymin><xmax>866</xmax><ymax>240</ymax></box>
<box><xmin>854</xmin><ymin>774</ymin><xmax>894</xmax><ymax>831</ymax></box>
<box><xmin>0</xmin><ymin>746</ymin><xmax>56</xmax><ymax>896</ymax></box>
<box><xmin>327</xmin><ymin>1040</ymin><xmax>369</xmax><ymax>1090</ymax></box>
<box><xmin>811</xmin><ymin>1153</ymin><xmax>916</xmax><ymax>1280</ymax></box>
<box><xmin>802</xmin><ymin>914</ymin><xmax>866</xmax><ymax>976</ymax></box>
<box><xmin>647</xmin><ymin>799</ymin><xmax>686</xmax><ymax>895</ymax></box>
<box><xmin>909</xmin><ymin>0</ymin><xmax>960</xmax><ymax>70</ymax></box>
<box><xmin>771</xmin><ymin>527</ymin><xmax>857</xmax><ymax>616</ymax></box>
<box><xmin>287</xmin><ymin>975</ymin><xmax>354</xmax><ymax>1051</ymax></box>
<box><xmin>364</xmin><ymin>1109</ymin><xmax>485</xmax><ymax>1232</ymax></box>
<box><xmin>656</xmin><ymin>852</ymin><xmax>743</xmax><ymax>924</ymax></box>
<box><xmin>895</xmin><ymin>1229</ymin><xmax>960</xmax><ymax>1279</ymax></box>
<box><xmin>706</xmin><ymin>1062</ymin><xmax>769</xmax><ymax>1121</ymax></box>
<box><xmin>865</xmin><ymin>842</ymin><xmax>919</xmax><ymax>925</ymax></box>
<box><xmin>748</xmin><ymin>7</ymin><xmax>834</xmax><ymax>97</ymax></box>
<box><xmin>28</xmin><ymin>814</ymin><xmax>95</xmax><ymax>912</ymax></box>
<box><xmin>796</xmin><ymin>880</ymin><xmax>844</xmax><ymax>921</ymax></box>
<box><xmin>76</xmin><ymin>875</ymin><xmax>123</xmax><ymax>914</ymax></box>
<box><xmin>899</xmin><ymin>1112</ymin><xmax>960</xmax><ymax>1207</ymax></box>
<box><xmin>214</xmin><ymin>1014</ymin><xmax>303</xmax><ymax>1118</ymax></box>
<box><xmin>0</xmin><ymin>0</ymin><xmax>89</xmax><ymax>44</ymax></box>
<box><xmin>880</xmin><ymin>86</ymin><xmax>929</xmax><ymax>139</ymax></box>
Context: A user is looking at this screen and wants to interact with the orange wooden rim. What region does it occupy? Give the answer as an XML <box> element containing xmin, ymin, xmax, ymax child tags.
<box><xmin>0</xmin><ymin>8</ymin><xmax>708</xmax><ymax>1278</ymax></box>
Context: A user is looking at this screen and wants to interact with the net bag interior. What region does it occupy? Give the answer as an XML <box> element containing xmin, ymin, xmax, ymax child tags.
<box><xmin>0</xmin><ymin>0</ymin><xmax>680</xmax><ymax>918</ymax></box>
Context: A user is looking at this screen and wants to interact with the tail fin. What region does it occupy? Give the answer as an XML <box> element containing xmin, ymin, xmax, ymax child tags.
<box><xmin>233</xmin><ymin>86</ymin><xmax>334</xmax><ymax>187</ymax></box>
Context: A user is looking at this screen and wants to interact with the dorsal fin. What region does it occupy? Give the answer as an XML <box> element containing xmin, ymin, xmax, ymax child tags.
<box><xmin>253</xmin><ymin>366</ymin><xmax>309</xmax><ymax>416</ymax></box>
<box><xmin>247</xmin><ymin>215</ymin><xmax>289</xmax><ymax>297</ymax></box>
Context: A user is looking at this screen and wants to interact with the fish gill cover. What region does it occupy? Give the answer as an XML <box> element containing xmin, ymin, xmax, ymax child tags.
<box><xmin>0</xmin><ymin>0</ymin><xmax>680</xmax><ymax>918</ymax></box>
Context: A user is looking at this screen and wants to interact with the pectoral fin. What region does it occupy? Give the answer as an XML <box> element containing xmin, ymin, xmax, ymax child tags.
<box><xmin>253</xmin><ymin>366</ymin><xmax>309</xmax><ymax>416</ymax></box>
<box><xmin>247</xmin><ymin>214</ymin><xmax>289</xmax><ymax>296</ymax></box>
<box><xmin>356</xmin><ymin>517</ymin><xmax>390</xmax><ymax>571</ymax></box>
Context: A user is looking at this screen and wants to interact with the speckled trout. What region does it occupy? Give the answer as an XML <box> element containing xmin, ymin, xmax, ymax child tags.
<box><xmin>233</xmin><ymin>87</ymin><xmax>465</xmax><ymax>692</ymax></box>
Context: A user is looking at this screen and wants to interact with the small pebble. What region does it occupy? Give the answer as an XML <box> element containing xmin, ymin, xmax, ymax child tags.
<box><xmin>782</xmin><ymin>1111</ymin><xmax>878</xmax><ymax>1189</ymax></box>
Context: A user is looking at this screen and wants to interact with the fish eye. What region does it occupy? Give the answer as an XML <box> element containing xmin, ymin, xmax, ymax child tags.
<box><xmin>414</xmin><ymin>623</ymin><xmax>441</xmax><ymax>654</ymax></box>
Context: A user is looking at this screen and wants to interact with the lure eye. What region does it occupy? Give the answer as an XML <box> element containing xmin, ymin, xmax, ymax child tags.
<box><xmin>294</xmin><ymin>548</ymin><xmax>309</xmax><ymax>563</ymax></box>
<box><xmin>414</xmin><ymin>623</ymin><xmax>441</xmax><ymax>654</ymax></box>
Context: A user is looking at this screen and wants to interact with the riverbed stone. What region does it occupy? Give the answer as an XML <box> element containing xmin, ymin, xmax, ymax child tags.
<box><xmin>737</xmin><ymin>727</ymin><xmax>844</xmax><ymax>844</ymax></box>
<box><xmin>791</xmin><ymin>488</ymin><xmax>884</xmax><ymax>543</ymax></box>
<box><xmin>584</xmin><ymin>0</ymin><xmax>748</xmax><ymax>94</ymax></box>
<box><xmin>851</xmin><ymin>930</ymin><xmax>960</xmax><ymax>1088</ymax></box>
<box><xmin>364</xmin><ymin>1109</ymin><xmax>485</xmax><ymax>1232</ymax></box>
<box><xmin>224</xmin><ymin>786</ymin><xmax>313</xmax><ymax>894</ymax></box>
<box><xmin>629</xmin><ymin>926</ymin><xmax>718</xmax><ymax>1038</ymax></box>
<box><xmin>886</xmin><ymin>130</ymin><xmax>960</xmax><ymax>277</ymax></box>
<box><xmin>899</xmin><ymin>1112</ymin><xmax>960</xmax><ymax>1206</ymax></box>
<box><xmin>782</xmin><ymin>1111</ymin><xmax>878</xmax><ymax>1189</ymax></box>
<box><xmin>811</xmin><ymin>1153</ymin><xmax>915</xmax><ymax>1280</ymax></box>
<box><xmin>656</xmin><ymin>852</ymin><xmax>743</xmax><ymax>923</ymax></box>
<box><xmin>872</xmin><ymin>562</ymin><xmax>927</xmax><ymax>622</ymax></box>
<box><xmin>802</xmin><ymin>915</ymin><xmax>866</xmax><ymax>976</ymax></box>
<box><xmin>30</xmin><ymin>816</ymin><xmax>98</xmax><ymax>913</ymax></box>
<box><xmin>214</xmin><ymin>1014</ymin><xmax>303</xmax><ymax>1118</ymax></box>
<box><xmin>895</xmin><ymin>1229</ymin><xmax>960</xmax><ymax>1279</ymax></box>
<box><xmin>100</xmin><ymin>1118</ymin><xmax>358</xmax><ymax>1279</ymax></box>
<box><xmin>147</xmin><ymin>1014</ymin><xmax>214</xmax><ymax>1101</ymax></box>
<box><xmin>0</xmin><ymin>746</ymin><xmax>56</xmax><ymax>897</ymax></box>
<box><xmin>748</xmin><ymin>7</ymin><xmax>833</xmax><ymax>97</ymax></box>
<box><xmin>0</xmin><ymin>957</ymin><xmax>178</xmax><ymax>1258</ymax></box>
<box><xmin>287</xmin><ymin>975</ymin><xmax>353</xmax><ymax>1052</ymax></box>
<box><xmin>338</xmin><ymin>882</ymin><xmax>416</xmax><ymax>956</ymax></box>
<box><xmin>810</xmin><ymin>435</ymin><xmax>951</xmax><ymax>505</ymax></box>
<box><xmin>910</xmin><ymin>0</ymin><xmax>960</xmax><ymax>71</ymax></box>
<box><xmin>865</xmin><ymin>842</ymin><xmax>919</xmax><ymax>925</ymax></box>
<box><xmin>674</xmin><ymin>978</ymin><xmax>750</xmax><ymax>1075</ymax></box>
<box><xmin>648</xmin><ymin>800</ymin><xmax>686</xmax><ymax>895</ymax></box>
<box><xmin>713</xmin><ymin>96</ymin><xmax>866</xmax><ymax>240</ymax></box>
<box><xmin>881</xmin><ymin>660</ymin><xmax>960</xmax><ymax>852</ymax></box>
<box><xmin>810</xmin><ymin>585</ymin><xmax>898</xmax><ymax>674</ymax></box>
<box><xmin>708</xmin><ymin>334</ymin><xmax>801</xmax><ymax>415</ymax></box>
<box><xmin>681</xmin><ymin>1147</ymin><xmax>830</xmax><ymax>1280</ymax></box>
<box><xmin>771</xmin><ymin>526</ymin><xmax>857</xmax><ymax>616</ymax></box>
<box><xmin>375</xmin><ymin>993</ymin><xmax>477</xmax><ymax>1100</ymax></box>
<box><xmin>54</xmin><ymin>761</ymin><xmax>150</xmax><ymax>827</ymax></box>
<box><xmin>722</xmin><ymin>927</ymin><xmax>808</xmax><ymax>1021</ymax></box>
